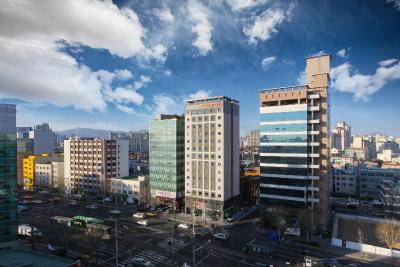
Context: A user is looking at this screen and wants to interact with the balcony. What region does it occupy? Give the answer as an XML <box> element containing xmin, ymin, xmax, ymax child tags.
<box><xmin>308</xmin><ymin>104</ymin><xmax>320</xmax><ymax>111</ymax></box>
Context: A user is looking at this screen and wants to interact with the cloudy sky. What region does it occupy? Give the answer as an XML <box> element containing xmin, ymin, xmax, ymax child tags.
<box><xmin>0</xmin><ymin>0</ymin><xmax>399</xmax><ymax>136</ymax></box>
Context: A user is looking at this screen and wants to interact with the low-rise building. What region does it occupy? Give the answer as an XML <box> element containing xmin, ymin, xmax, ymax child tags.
<box><xmin>379</xmin><ymin>176</ymin><xmax>400</xmax><ymax>217</ymax></box>
<box><xmin>359</xmin><ymin>167</ymin><xmax>400</xmax><ymax>201</ymax></box>
<box><xmin>109</xmin><ymin>176</ymin><xmax>149</xmax><ymax>204</ymax></box>
<box><xmin>34</xmin><ymin>155</ymin><xmax>64</xmax><ymax>190</ymax></box>
<box><xmin>332</xmin><ymin>165</ymin><xmax>357</xmax><ymax>197</ymax></box>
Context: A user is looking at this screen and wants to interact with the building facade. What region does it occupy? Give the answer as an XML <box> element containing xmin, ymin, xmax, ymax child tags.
<box><xmin>0</xmin><ymin>104</ymin><xmax>17</xmax><ymax>248</ymax></box>
<box><xmin>34</xmin><ymin>156</ymin><xmax>64</xmax><ymax>190</ymax></box>
<box><xmin>379</xmin><ymin>175</ymin><xmax>400</xmax><ymax>217</ymax></box>
<box><xmin>29</xmin><ymin>123</ymin><xmax>55</xmax><ymax>155</ymax></box>
<box><xmin>259</xmin><ymin>54</ymin><xmax>331</xmax><ymax>232</ymax></box>
<box><xmin>64</xmin><ymin>138</ymin><xmax>128</xmax><ymax>194</ymax></box>
<box><xmin>149</xmin><ymin>114</ymin><xmax>185</xmax><ymax>208</ymax></box>
<box><xmin>16</xmin><ymin>138</ymin><xmax>34</xmax><ymax>186</ymax></box>
<box><xmin>331</xmin><ymin>122</ymin><xmax>351</xmax><ymax>151</ymax></box>
<box><xmin>110</xmin><ymin>176</ymin><xmax>149</xmax><ymax>204</ymax></box>
<box><xmin>184</xmin><ymin>96</ymin><xmax>240</xmax><ymax>220</ymax></box>
<box><xmin>110</xmin><ymin>131</ymin><xmax>149</xmax><ymax>153</ymax></box>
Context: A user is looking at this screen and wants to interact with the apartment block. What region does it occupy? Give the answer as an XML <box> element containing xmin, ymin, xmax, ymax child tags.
<box><xmin>34</xmin><ymin>155</ymin><xmax>64</xmax><ymax>190</ymax></box>
<box><xmin>0</xmin><ymin>104</ymin><xmax>17</xmax><ymax>249</ymax></box>
<box><xmin>64</xmin><ymin>138</ymin><xmax>128</xmax><ymax>194</ymax></box>
<box><xmin>259</xmin><ymin>54</ymin><xmax>331</xmax><ymax>232</ymax></box>
<box><xmin>149</xmin><ymin>114</ymin><xmax>185</xmax><ymax>208</ymax></box>
<box><xmin>110</xmin><ymin>176</ymin><xmax>150</xmax><ymax>204</ymax></box>
<box><xmin>184</xmin><ymin>96</ymin><xmax>240</xmax><ymax>220</ymax></box>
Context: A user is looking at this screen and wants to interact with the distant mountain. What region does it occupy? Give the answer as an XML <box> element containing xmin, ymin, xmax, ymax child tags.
<box><xmin>55</xmin><ymin>128</ymin><xmax>111</xmax><ymax>138</ymax></box>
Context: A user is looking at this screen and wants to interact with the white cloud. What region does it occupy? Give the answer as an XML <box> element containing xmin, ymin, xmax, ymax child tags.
<box><xmin>187</xmin><ymin>0</ymin><xmax>213</xmax><ymax>55</ymax></box>
<box><xmin>243</xmin><ymin>6</ymin><xmax>289</xmax><ymax>44</ymax></box>
<box><xmin>133</xmin><ymin>75</ymin><xmax>152</xmax><ymax>90</ymax></box>
<box><xmin>226</xmin><ymin>0</ymin><xmax>269</xmax><ymax>11</ymax></box>
<box><xmin>336</xmin><ymin>49</ymin><xmax>347</xmax><ymax>58</ymax></box>
<box><xmin>150</xmin><ymin>90</ymin><xmax>212</xmax><ymax>115</ymax></box>
<box><xmin>387</xmin><ymin>0</ymin><xmax>400</xmax><ymax>11</ymax></box>
<box><xmin>114</xmin><ymin>69</ymin><xmax>133</xmax><ymax>80</ymax></box>
<box><xmin>297</xmin><ymin>69</ymin><xmax>307</xmax><ymax>85</ymax></box>
<box><xmin>331</xmin><ymin>59</ymin><xmax>400</xmax><ymax>102</ymax></box>
<box><xmin>152</xmin><ymin>94</ymin><xmax>181</xmax><ymax>114</ymax></box>
<box><xmin>188</xmin><ymin>90</ymin><xmax>211</xmax><ymax>99</ymax></box>
<box><xmin>0</xmin><ymin>0</ymin><xmax>160</xmax><ymax>113</ymax></box>
<box><xmin>261</xmin><ymin>56</ymin><xmax>276</xmax><ymax>70</ymax></box>
<box><xmin>153</xmin><ymin>7</ymin><xmax>175</xmax><ymax>22</ymax></box>
<box><xmin>115</xmin><ymin>103</ymin><xmax>136</xmax><ymax>114</ymax></box>
<box><xmin>379</xmin><ymin>58</ymin><xmax>397</xmax><ymax>67</ymax></box>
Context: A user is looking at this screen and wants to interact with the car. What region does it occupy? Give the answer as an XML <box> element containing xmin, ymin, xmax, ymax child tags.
<box><xmin>103</xmin><ymin>197</ymin><xmax>112</xmax><ymax>202</ymax></box>
<box><xmin>131</xmin><ymin>257</ymin><xmax>151</xmax><ymax>266</ymax></box>
<box><xmin>137</xmin><ymin>220</ymin><xmax>148</xmax><ymax>226</ymax></box>
<box><xmin>32</xmin><ymin>199</ymin><xmax>43</xmax><ymax>204</ymax></box>
<box><xmin>213</xmin><ymin>233</ymin><xmax>228</xmax><ymax>240</ymax></box>
<box><xmin>85</xmin><ymin>204</ymin><xmax>97</xmax><ymax>209</ymax></box>
<box><xmin>133</xmin><ymin>212</ymin><xmax>145</xmax><ymax>219</ymax></box>
<box><xmin>110</xmin><ymin>209</ymin><xmax>122</xmax><ymax>215</ymax></box>
<box><xmin>178</xmin><ymin>223</ymin><xmax>190</xmax><ymax>229</ymax></box>
<box><xmin>69</xmin><ymin>201</ymin><xmax>78</xmax><ymax>207</ymax></box>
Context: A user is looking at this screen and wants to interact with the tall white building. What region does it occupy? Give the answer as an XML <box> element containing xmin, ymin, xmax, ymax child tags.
<box><xmin>64</xmin><ymin>138</ymin><xmax>128</xmax><ymax>194</ymax></box>
<box><xmin>331</xmin><ymin>122</ymin><xmax>351</xmax><ymax>151</ymax></box>
<box><xmin>184</xmin><ymin>96</ymin><xmax>240</xmax><ymax>220</ymax></box>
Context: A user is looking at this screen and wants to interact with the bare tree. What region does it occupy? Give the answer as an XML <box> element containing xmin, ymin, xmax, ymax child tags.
<box><xmin>376</xmin><ymin>220</ymin><xmax>400</xmax><ymax>258</ymax></box>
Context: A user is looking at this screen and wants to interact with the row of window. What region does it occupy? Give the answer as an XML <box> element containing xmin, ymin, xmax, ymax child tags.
<box><xmin>261</xmin><ymin>166</ymin><xmax>311</xmax><ymax>176</ymax></box>
<box><xmin>260</xmin><ymin>146</ymin><xmax>310</xmax><ymax>153</ymax></box>
<box><xmin>260</xmin><ymin>124</ymin><xmax>307</xmax><ymax>133</ymax></box>
<box><xmin>260</xmin><ymin>156</ymin><xmax>311</xmax><ymax>165</ymax></box>
<box><xmin>260</xmin><ymin>111</ymin><xmax>307</xmax><ymax>122</ymax></box>
<box><xmin>260</xmin><ymin>134</ymin><xmax>308</xmax><ymax>143</ymax></box>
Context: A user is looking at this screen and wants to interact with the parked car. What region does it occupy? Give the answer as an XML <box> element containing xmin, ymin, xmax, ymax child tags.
<box><xmin>85</xmin><ymin>204</ymin><xmax>97</xmax><ymax>209</ymax></box>
<box><xmin>103</xmin><ymin>197</ymin><xmax>112</xmax><ymax>202</ymax></box>
<box><xmin>225</xmin><ymin>217</ymin><xmax>235</xmax><ymax>223</ymax></box>
<box><xmin>131</xmin><ymin>257</ymin><xmax>151</xmax><ymax>266</ymax></box>
<box><xmin>69</xmin><ymin>201</ymin><xmax>78</xmax><ymax>207</ymax></box>
<box><xmin>133</xmin><ymin>212</ymin><xmax>145</xmax><ymax>219</ymax></box>
<box><xmin>137</xmin><ymin>220</ymin><xmax>148</xmax><ymax>226</ymax></box>
<box><xmin>213</xmin><ymin>233</ymin><xmax>228</xmax><ymax>241</ymax></box>
<box><xmin>110</xmin><ymin>209</ymin><xmax>122</xmax><ymax>215</ymax></box>
<box><xmin>178</xmin><ymin>223</ymin><xmax>190</xmax><ymax>229</ymax></box>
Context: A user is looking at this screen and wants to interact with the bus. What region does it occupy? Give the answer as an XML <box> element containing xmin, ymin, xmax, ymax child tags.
<box><xmin>72</xmin><ymin>216</ymin><xmax>103</xmax><ymax>227</ymax></box>
<box><xmin>86</xmin><ymin>223</ymin><xmax>112</xmax><ymax>239</ymax></box>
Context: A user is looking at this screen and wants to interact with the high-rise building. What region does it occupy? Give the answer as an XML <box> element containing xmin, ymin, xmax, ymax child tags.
<box><xmin>64</xmin><ymin>138</ymin><xmax>128</xmax><ymax>194</ymax></box>
<box><xmin>0</xmin><ymin>104</ymin><xmax>17</xmax><ymax>249</ymax></box>
<box><xmin>331</xmin><ymin>122</ymin><xmax>351</xmax><ymax>151</ymax></box>
<box><xmin>184</xmin><ymin>96</ymin><xmax>240</xmax><ymax>220</ymax></box>
<box><xmin>110</xmin><ymin>131</ymin><xmax>149</xmax><ymax>154</ymax></box>
<box><xmin>29</xmin><ymin>123</ymin><xmax>55</xmax><ymax>155</ymax></box>
<box><xmin>242</xmin><ymin>129</ymin><xmax>260</xmax><ymax>148</ymax></box>
<box><xmin>149</xmin><ymin>114</ymin><xmax>185</xmax><ymax>208</ymax></box>
<box><xmin>259</xmin><ymin>54</ymin><xmax>331</xmax><ymax>231</ymax></box>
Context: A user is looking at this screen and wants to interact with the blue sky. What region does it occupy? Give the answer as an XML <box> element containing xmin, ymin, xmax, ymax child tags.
<box><xmin>0</xmin><ymin>0</ymin><xmax>399</xmax><ymax>136</ymax></box>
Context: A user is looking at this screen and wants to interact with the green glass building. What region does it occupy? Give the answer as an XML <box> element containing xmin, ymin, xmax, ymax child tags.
<box><xmin>149</xmin><ymin>114</ymin><xmax>184</xmax><ymax>208</ymax></box>
<box><xmin>0</xmin><ymin>104</ymin><xmax>17</xmax><ymax>248</ymax></box>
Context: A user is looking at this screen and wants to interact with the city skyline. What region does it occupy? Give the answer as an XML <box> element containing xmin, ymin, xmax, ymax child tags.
<box><xmin>0</xmin><ymin>0</ymin><xmax>400</xmax><ymax>136</ymax></box>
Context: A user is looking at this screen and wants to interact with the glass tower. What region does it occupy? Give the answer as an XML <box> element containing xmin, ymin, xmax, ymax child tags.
<box><xmin>0</xmin><ymin>104</ymin><xmax>17</xmax><ymax>247</ymax></box>
<box><xmin>149</xmin><ymin>115</ymin><xmax>184</xmax><ymax>208</ymax></box>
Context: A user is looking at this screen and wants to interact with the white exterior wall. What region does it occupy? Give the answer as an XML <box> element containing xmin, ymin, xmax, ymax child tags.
<box><xmin>52</xmin><ymin>161</ymin><xmax>64</xmax><ymax>190</ymax></box>
<box><xmin>116</xmin><ymin>139</ymin><xmax>129</xmax><ymax>178</ymax></box>
<box><xmin>35</xmin><ymin>163</ymin><xmax>53</xmax><ymax>187</ymax></box>
<box><xmin>63</xmin><ymin>139</ymin><xmax>71</xmax><ymax>192</ymax></box>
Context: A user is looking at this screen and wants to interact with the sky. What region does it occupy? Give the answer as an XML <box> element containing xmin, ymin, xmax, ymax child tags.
<box><xmin>0</xmin><ymin>0</ymin><xmax>399</xmax><ymax>136</ymax></box>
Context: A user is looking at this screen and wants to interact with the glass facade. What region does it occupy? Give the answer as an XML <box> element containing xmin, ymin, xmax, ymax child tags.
<box><xmin>0</xmin><ymin>134</ymin><xmax>17</xmax><ymax>244</ymax></box>
<box><xmin>149</xmin><ymin>118</ymin><xmax>185</xmax><ymax>199</ymax></box>
<box><xmin>260</xmin><ymin>108</ymin><xmax>309</xmax><ymax>205</ymax></box>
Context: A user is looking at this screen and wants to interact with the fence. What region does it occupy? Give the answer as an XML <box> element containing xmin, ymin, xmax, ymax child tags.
<box><xmin>331</xmin><ymin>238</ymin><xmax>400</xmax><ymax>258</ymax></box>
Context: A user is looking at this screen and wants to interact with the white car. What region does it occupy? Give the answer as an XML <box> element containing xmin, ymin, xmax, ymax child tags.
<box><xmin>110</xmin><ymin>209</ymin><xmax>122</xmax><ymax>215</ymax></box>
<box><xmin>225</xmin><ymin>217</ymin><xmax>235</xmax><ymax>223</ymax></box>
<box><xmin>131</xmin><ymin>257</ymin><xmax>151</xmax><ymax>266</ymax></box>
<box><xmin>213</xmin><ymin>233</ymin><xmax>228</xmax><ymax>240</ymax></box>
<box><xmin>137</xmin><ymin>220</ymin><xmax>148</xmax><ymax>226</ymax></box>
<box><xmin>178</xmin><ymin>223</ymin><xmax>190</xmax><ymax>229</ymax></box>
<box><xmin>85</xmin><ymin>204</ymin><xmax>97</xmax><ymax>209</ymax></box>
<box><xmin>103</xmin><ymin>197</ymin><xmax>112</xmax><ymax>202</ymax></box>
<box><xmin>133</xmin><ymin>212</ymin><xmax>145</xmax><ymax>219</ymax></box>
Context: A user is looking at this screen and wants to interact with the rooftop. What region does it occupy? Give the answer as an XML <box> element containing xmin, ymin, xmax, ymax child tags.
<box><xmin>185</xmin><ymin>96</ymin><xmax>239</xmax><ymax>104</ymax></box>
<box><xmin>0</xmin><ymin>249</ymin><xmax>79</xmax><ymax>267</ymax></box>
<box><xmin>259</xmin><ymin>85</ymin><xmax>307</xmax><ymax>93</ymax></box>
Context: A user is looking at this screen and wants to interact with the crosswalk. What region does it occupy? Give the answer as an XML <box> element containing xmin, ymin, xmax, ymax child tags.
<box><xmin>119</xmin><ymin>250</ymin><xmax>169</xmax><ymax>266</ymax></box>
<box><xmin>157</xmin><ymin>237</ymin><xmax>189</xmax><ymax>253</ymax></box>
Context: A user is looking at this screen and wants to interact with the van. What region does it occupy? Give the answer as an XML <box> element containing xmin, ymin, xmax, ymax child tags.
<box><xmin>18</xmin><ymin>224</ymin><xmax>42</xmax><ymax>237</ymax></box>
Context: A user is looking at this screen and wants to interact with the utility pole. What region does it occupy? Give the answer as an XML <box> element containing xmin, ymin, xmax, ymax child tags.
<box><xmin>115</xmin><ymin>219</ymin><xmax>118</xmax><ymax>267</ymax></box>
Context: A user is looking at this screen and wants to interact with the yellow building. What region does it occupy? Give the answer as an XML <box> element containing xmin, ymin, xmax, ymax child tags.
<box><xmin>22</xmin><ymin>154</ymin><xmax>49</xmax><ymax>189</ymax></box>
<box><xmin>23</xmin><ymin>155</ymin><xmax>36</xmax><ymax>190</ymax></box>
